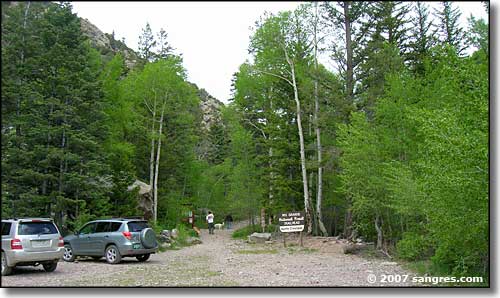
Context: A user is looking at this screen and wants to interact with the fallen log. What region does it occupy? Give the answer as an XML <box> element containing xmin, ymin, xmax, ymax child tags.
<box><xmin>342</xmin><ymin>243</ymin><xmax>371</xmax><ymax>254</ymax></box>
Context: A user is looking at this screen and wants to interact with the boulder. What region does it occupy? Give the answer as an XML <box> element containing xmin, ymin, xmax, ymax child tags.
<box><xmin>127</xmin><ymin>180</ymin><xmax>153</xmax><ymax>220</ymax></box>
<box><xmin>158</xmin><ymin>235</ymin><xmax>171</xmax><ymax>243</ymax></box>
<box><xmin>161</xmin><ymin>230</ymin><xmax>171</xmax><ymax>237</ymax></box>
<box><xmin>171</xmin><ymin>228</ymin><xmax>179</xmax><ymax>239</ymax></box>
<box><xmin>248</xmin><ymin>232</ymin><xmax>272</xmax><ymax>244</ymax></box>
<box><xmin>342</xmin><ymin>243</ymin><xmax>370</xmax><ymax>254</ymax></box>
<box><xmin>186</xmin><ymin>237</ymin><xmax>202</xmax><ymax>245</ymax></box>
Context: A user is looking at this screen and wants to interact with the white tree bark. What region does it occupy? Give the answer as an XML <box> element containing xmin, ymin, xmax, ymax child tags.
<box><xmin>313</xmin><ymin>2</ymin><xmax>328</xmax><ymax>236</ymax></box>
<box><xmin>286</xmin><ymin>52</ymin><xmax>312</xmax><ymax>234</ymax></box>
<box><xmin>153</xmin><ymin>100</ymin><xmax>166</xmax><ymax>224</ymax></box>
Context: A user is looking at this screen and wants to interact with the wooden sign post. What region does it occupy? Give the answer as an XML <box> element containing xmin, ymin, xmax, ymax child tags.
<box><xmin>278</xmin><ymin>211</ymin><xmax>305</xmax><ymax>247</ymax></box>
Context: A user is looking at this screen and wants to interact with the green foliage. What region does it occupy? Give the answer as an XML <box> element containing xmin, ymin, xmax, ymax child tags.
<box><xmin>339</xmin><ymin>46</ymin><xmax>488</xmax><ymax>277</ymax></box>
<box><xmin>397</xmin><ymin>232</ymin><xmax>433</xmax><ymax>261</ymax></box>
<box><xmin>2</xmin><ymin>1</ymin><xmax>488</xmax><ymax>284</ymax></box>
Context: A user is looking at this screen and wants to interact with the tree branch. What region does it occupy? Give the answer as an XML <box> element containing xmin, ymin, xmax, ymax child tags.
<box><xmin>254</xmin><ymin>69</ymin><xmax>293</xmax><ymax>86</ymax></box>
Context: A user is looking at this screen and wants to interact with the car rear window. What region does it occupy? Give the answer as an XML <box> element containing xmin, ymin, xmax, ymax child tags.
<box><xmin>1</xmin><ymin>222</ymin><xmax>12</xmax><ymax>236</ymax></box>
<box><xmin>18</xmin><ymin>222</ymin><xmax>58</xmax><ymax>235</ymax></box>
<box><xmin>127</xmin><ymin>221</ymin><xmax>149</xmax><ymax>232</ymax></box>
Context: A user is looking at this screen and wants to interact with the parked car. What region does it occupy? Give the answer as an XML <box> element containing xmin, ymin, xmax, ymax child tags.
<box><xmin>1</xmin><ymin>218</ymin><xmax>65</xmax><ymax>276</ymax></box>
<box><xmin>63</xmin><ymin>218</ymin><xmax>158</xmax><ymax>264</ymax></box>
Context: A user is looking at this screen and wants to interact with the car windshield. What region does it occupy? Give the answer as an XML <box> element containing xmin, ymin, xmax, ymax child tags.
<box><xmin>127</xmin><ymin>221</ymin><xmax>149</xmax><ymax>232</ymax></box>
<box><xmin>18</xmin><ymin>222</ymin><xmax>58</xmax><ymax>235</ymax></box>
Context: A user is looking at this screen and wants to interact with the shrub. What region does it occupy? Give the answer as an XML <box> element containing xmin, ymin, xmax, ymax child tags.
<box><xmin>397</xmin><ymin>232</ymin><xmax>433</xmax><ymax>261</ymax></box>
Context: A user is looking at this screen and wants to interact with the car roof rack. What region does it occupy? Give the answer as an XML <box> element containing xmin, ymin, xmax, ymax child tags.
<box><xmin>12</xmin><ymin>218</ymin><xmax>53</xmax><ymax>222</ymax></box>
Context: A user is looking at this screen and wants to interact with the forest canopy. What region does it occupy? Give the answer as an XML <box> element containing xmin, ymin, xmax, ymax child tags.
<box><xmin>1</xmin><ymin>1</ymin><xmax>489</xmax><ymax>280</ymax></box>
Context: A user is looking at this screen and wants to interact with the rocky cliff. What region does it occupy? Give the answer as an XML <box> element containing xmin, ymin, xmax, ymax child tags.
<box><xmin>78</xmin><ymin>16</ymin><xmax>224</xmax><ymax>133</ymax></box>
<box><xmin>80</xmin><ymin>18</ymin><xmax>141</xmax><ymax>70</ymax></box>
<box><xmin>190</xmin><ymin>83</ymin><xmax>224</xmax><ymax>132</ymax></box>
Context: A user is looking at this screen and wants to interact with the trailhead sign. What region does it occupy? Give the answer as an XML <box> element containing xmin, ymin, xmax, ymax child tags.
<box><xmin>278</xmin><ymin>211</ymin><xmax>305</xmax><ymax>232</ymax></box>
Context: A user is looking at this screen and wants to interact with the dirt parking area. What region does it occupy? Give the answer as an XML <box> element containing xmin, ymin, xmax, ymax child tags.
<box><xmin>2</xmin><ymin>225</ymin><xmax>419</xmax><ymax>287</ymax></box>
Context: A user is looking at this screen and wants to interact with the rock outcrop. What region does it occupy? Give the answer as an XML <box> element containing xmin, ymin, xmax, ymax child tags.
<box><xmin>189</xmin><ymin>83</ymin><xmax>224</xmax><ymax>132</ymax></box>
<box><xmin>127</xmin><ymin>180</ymin><xmax>153</xmax><ymax>220</ymax></box>
<box><xmin>80</xmin><ymin>18</ymin><xmax>141</xmax><ymax>70</ymax></box>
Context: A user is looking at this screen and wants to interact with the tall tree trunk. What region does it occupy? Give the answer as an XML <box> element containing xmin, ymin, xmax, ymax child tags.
<box><xmin>288</xmin><ymin>57</ymin><xmax>312</xmax><ymax>235</ymax></box>
<box><xmin>149</xmin><ymin>101</ymin><xmax>157</xmax><ymax>191</ymax></box>
<box><xmin>153</xmin><ymin>101</ymin><xmax>165</xmax><ymax>224</ymax></box>
<box><xmin>344</xmin><ymin>202</ymin><xmax>353</xmax><ymax>240</ymax></box>
<box><xmin>313</xmin><ymin>2</ymin><xmax>328</xmax><ymax>236</ymax></box>
<box><xmin>268</xmin><ymin>93</ymin><xmax>274</xmax><ymax>226</ymax></box>
<box><xmin>268</xmin><ymin>146</ymin><xmax>275</xmax><ymax>225</ymax></box>
<box><xmin>42</xmin><ymin>103</ymin><xmax>53</xmax><ymax>196</ymax></box>
<box><xmin>344</xmin><ymin>1</ymin><xmax>354</xmax><ymax>103</ymax></box>
<box><xmin>375</xmin><ymin>214</ymin><xmax>383</xmax><ymax>250</ymax></box>
<box><xmin>15</xmin><ymin>2</ymin><xmax>31</xmax><ymax>138</ymax></box>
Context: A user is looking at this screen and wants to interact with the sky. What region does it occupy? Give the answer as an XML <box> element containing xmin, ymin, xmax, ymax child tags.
<box><xmin>71</xmin><ymin>1</ymin><xmax>488</xmax><ymax>104</ymax></box>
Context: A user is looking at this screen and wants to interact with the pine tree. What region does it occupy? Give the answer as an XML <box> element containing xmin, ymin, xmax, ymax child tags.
<box><xmin>407</xmin><ymin>2</ymin><xmax>435</xmax><ymax>75</ymax></box>
<box><xmin>2</xmin><ymin>2</ymin><xmax>112</xmax><ymax>229</ymax></box>
<box><xmin>138</xmin><ymin>22</ymin><xmax>157</xmax><ymax>62</ymax></box>
<box><xmin>434</xmin><ymin>1</ymin><xmax>466</xmax><ymax>54</ymax></box>
<box><xmin>156</xmin><ymin>28</ymin><xmax>175</xmax><ymax>60</ymax></box>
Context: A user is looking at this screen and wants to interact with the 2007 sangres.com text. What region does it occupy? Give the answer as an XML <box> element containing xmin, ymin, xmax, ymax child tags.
<box><xmin>367</xmin><ymin>273</ymin><xmax>483</xmax><ymax>284</ymax></box>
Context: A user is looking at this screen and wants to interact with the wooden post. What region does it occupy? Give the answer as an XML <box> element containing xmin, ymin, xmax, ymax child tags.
<box><xmin>283</xmin><ymin>232</ymin><xmax>286</xmax><ymax>248</ymax></box>
<box><xmin>300</xmin><ymin>231</ymin><xmax>303</xmax><ymax>247</ymax></box>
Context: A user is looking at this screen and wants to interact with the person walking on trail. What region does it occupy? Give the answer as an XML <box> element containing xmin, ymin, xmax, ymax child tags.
<box><xmin>224</xmin><ymin>214</ymin><xmax>233</xmax><ymax>230</ymax></box>
<box><xmin>206</xmin><ymin>211</ymin><xmax>215</xmax><ymax>234</ymax></box>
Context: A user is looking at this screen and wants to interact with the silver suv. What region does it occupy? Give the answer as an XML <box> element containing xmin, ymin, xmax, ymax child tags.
<box><xmin>62</xmin><ymin>219</ymin><xmax>158</xmax><ymax>264</ymax></box>
<box><xmin>1</xmin><ymin>218</ymin><xmax>65</xmax><ymax>276</ymax></box>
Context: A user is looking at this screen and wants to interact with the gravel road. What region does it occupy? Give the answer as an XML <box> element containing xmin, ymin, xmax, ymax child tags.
<box><xmin>2</xmin><ymin>223</ymin><xmax>419</xmax><ymax>287</ymax></box>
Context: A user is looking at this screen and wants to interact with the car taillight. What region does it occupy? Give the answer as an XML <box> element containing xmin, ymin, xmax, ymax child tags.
<box><xmin>58</xmin><ymin>237</ymin><xmax>64</xmax><ymax>247</ymax></box>
<box><xmin>11</xmin><ymin>239</ymin><xmax>22</xmax><ymax>250</ymax></box>
<box><xmin>122</xmin><ymin>231</ymin><xmax>132</xmax><ymax>240</ymax></box>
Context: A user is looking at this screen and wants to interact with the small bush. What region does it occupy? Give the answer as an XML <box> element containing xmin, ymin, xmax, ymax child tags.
<box><xmin>397</xmin><ymin>232</ymin><xmax>433</xmax><ymax>261</ymax></box>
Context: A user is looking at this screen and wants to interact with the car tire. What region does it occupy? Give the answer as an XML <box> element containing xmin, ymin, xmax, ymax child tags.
<box><xmin>63</xmin><ymin>244</ymin><xmax>76</xmax><ymax>262</ymax></box>
<box><xmin>136</xmin><ymin>254</ymin><xmax>150</xmax><ymax>262</ymax></box>
<box><xmin>105</xmin><ymin>245</ymin><xmax>121</xmax><ymax>264</ymax></box>
<box><xmin>42</xmin><ymin>261</ymin><xmax>58</xmax><ymax>272</ymax></box>
<box><xmin>140</xmin><ymin>228</ymin><xmax>157</xmax><ymax>249</ymax></box>
<box><xmin>1</xmin><ymin>251</ymin><xmax>13</xmax><ymax>276</ymax></box>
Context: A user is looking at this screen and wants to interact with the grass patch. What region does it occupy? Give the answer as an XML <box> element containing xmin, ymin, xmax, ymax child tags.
<box><xmin>287</xmin><ymin>247</ymin><xmax>318</xmax><ymax>254</ymax></box>
<box><xmin>236</xmin><ymin>249</ymin><xmax>279</xmax><ymax>254</ymax></box>
<box><xmin>402</xmin><ymin>260</ymin><xmax>489</xmax><ymax>287</ymax></box>
<box><xmin>205</xmin><ymin>270</ymin><xmax>222</xmax><ymax>277</ymax></box>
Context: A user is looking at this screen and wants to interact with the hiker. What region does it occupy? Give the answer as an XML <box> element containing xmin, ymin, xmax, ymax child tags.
<box><xmin>224</xmin><ymin>214</ymin><xmax>233</xmax><ymax>230</ymax></box>
<box><xmin>206</xmin><ymin>211</ymin><xmax>215</xmax><ymax>234</ymax></box>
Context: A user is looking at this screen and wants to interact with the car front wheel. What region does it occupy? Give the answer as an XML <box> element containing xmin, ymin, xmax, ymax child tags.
<box><xmin>42</xmin><ymin>261</ymin><xmax>58</xmax><ymax>272</ymax></box>
<box><xmin>63</xmin><ymin>244</ymin><xmax>76</xmax><ymax>262</ymax></box>
<box><xmin>105</xmin><ymin>245</ymin><xmax>121</xmax><ymax>264</ymax></box>
<box><xmin>136</xmin><ymin>254</ymin><xmax>150</xmax><ymax>262</ymax></box>
<box><xmin>1</xmin><ymin>251</ymin><xmax>13</xmax><ymax>276</ymax></box>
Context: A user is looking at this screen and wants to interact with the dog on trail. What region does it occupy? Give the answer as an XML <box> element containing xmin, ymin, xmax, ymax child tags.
<box><xmin>214</xmin><ymin>222</ymin><xmax>224</xmax><ymax>230</ymax></box>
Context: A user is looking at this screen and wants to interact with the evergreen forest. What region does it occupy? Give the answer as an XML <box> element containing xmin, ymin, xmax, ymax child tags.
<box><xmin>1</xmin><ymin>1</ymin><xmax>489</xmax><ymax>280</ymax></box>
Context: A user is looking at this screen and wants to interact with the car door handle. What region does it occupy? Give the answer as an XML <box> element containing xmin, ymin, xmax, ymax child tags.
<box><xmin>104</xmin><ymin>235</ymin><xmax>109</xmax><ymax>238</ymax></box>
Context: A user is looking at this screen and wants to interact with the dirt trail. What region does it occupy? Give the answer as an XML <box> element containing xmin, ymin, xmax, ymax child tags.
<box><xmin>2</xmin><ymin>222</ymin><xmax>418</xmax><ymax>287</ymax></box>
